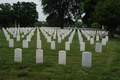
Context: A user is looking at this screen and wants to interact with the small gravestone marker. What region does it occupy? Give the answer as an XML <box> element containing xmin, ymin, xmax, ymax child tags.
<box><xmin>82</xmin><ymin>52</ymin><xmax>92</xmax><ymax>67</ymax></box>
<box><xmin>65</xmin><ymin>42</ymin><xmax>70</xmax><ymax>50</ymax></box>
<box><xmin>16</xmin><ymin>35</ymin><xmax>20</xmax><ymax>41</ymax></box>
<box><xmin>105</xmin><ymin>36</ymin><xmax>108</xmax><ymax>42</ymax></box>
<box><xmin>36</xmin><ymin>49</ymin><xmax>43</xmax><ymax>63</ymax></box>
<box><xmin>96</xmin><ymin>35</ymin><xmax>99</xmax><ymax>41</ymax></box>
<box><xmin>51</xmin><ymin>41</ymin><xmax>55</xmax><ymax>50</ymax></box>
<box><xmin>95</xmin><ymin>43</ymin><xmax>102</xmax><ymax>52</ymax></box>
<box><xmin>102</xmin><ymin>38</ymin><xmax>106</xmax><ymax>45</ymax></box>
<box><xmin>80</xmin><ymin>42</ymin><xmax>85</xmax><ymax>51</ymax></box>
<box><xmin>7</xmin><ymin>35</ymin><xmax>10</xmax><ymax>41</ymax></box>
<box><xmin>21</xmin><ymin>35</ymin><xmax>24</xmax><ymax>38</ymax></box>
<box><xmin>14</xmin><ymin>48</ymin><xmax>22</xmax><ymax>62</ymax></box>
<box><xmin>58</xmin><ymin>37</ymin><xmax>61</xmax><ymax>43</ymax></box>
<box><xmin>87</xmin><ymin>36</ymin><xmax>90</xmax><ymax>41</ymax></box>
<box><xmin>47</xmin><ymin>36</ymin><xmax>51</xmax><ymax>42</ymax></box>
<box><xmin>9</xmin><ymin>39</ymin><xmax>14</xmax><ymax>47</ymax></box>
<box><xmin>37</xmin><ymin>40</ymin><xmax>42</xmax><ymax>48</ymax></box>
<box><xmin>58</xmin><ymin>50</ymin><xmax>66</xmax><ymax>65</ymax></box>
<box><xmin>90</xmin><ymin>38</ymin><xmax>94</xmax><ymax>44</ymax></box>
<box><xmin>23</xmin><ymin>40</ymin><xmax>28</xmax><ymax>48</ymax></box>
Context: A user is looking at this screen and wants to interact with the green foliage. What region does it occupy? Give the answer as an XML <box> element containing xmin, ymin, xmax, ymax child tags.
<box><xmin>13</xmin><ymin>2</ymin><xmax>38</xmax><ymax>27</ymax></box>
<box><xmin>72</xmin><ymin>21</ymin><xmax>86</xmax><ymax>28</ymax></box>
<box><xmin>0</xmin><ymin>3</ymin><xmax>15</xmax><ymax>27</ymax></box>
<box><xmin>91</xmin><ymin>22</ymin><xmax>100</xmax><ymax>28</ymax></box>
<box><xmin>94</xmin><ymin>0</ymin><xmax>120</xmax><ymax>37</ymax></box>
<box><xmin>34</xmin><ymin>21</ymin><xmax>42</xmax><ymax>27</ymax></box>
<box><xmin>75</xmin><ymin>0</ymin><xmax>99</xmax><ymax>26</ymax></box>
<box><xmin>0</xmin><ymin>2</ymin><xmax>38</xmax><ymax>28</ymax></box>
<box><xmin>41</xmin><ymin>0</ymin><xmax>82</xmax><ymax>28</ymax></box>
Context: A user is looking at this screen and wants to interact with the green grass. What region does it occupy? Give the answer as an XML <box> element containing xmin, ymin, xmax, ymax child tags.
<box><xmin>0</xmin><ymin>28</ymin><xmax>120</xmax><ymax>80</ymax></box>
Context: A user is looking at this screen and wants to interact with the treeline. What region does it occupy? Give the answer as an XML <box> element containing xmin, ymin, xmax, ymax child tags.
<box><xmin>0</xmin><ymin>2</ymin><xmax>38</xmax><ymax>28</ymax></box>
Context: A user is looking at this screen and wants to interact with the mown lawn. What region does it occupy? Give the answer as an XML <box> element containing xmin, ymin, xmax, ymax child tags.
<box><xmin>0</xmin><ymin>28</ymin><xmax>120</xmax><ymax>80</ymax></box>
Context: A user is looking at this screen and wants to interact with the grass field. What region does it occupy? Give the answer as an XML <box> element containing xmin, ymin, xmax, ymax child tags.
<box><xmin>0</xmin><ymin>28</ymin><xmax>120</xmax><ymax>80</ymax></box>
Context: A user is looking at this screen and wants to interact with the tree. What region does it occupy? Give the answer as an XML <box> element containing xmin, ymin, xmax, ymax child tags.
<box><xmin>12</xmin><ymin>1</ymin><xmax>38</xmax><ymax>27</ymax></box>
<box><xmin>41</xmin><ymin>0</ymin><xmax>83</xmax><ymax>28</ymax></box>
<box><xmin>0</xmin><ymin>3</ymin><xmax>15</xmax><ymax>28</ymax></box>
<box><xmin>74</xmin><ymin>0</ymin><xmax>98</xmax><ymax>27</ymax></box>
<box><xmin>34</xmin><ymin>21</ymin><xmax>42</xmax><ymax>27</ymax></box>
<box><xmin>91</xmin><ymin>22</ymin><xmax>100</xmax><ymax>28</ymax></box>
<box><xmin>94</xmin><ymin>0</ymin><xmax>120</xmax><ymax>38</ymax></box>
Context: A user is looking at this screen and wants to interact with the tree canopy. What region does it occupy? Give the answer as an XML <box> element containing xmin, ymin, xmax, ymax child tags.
<box><xmin>75</xmin><ymin>0</ymin><xmax>120</xmax><ymax>38</ymax></box>
<box><xmin>0</xmin><ymin>2</ymin><xmax>38</xmax><ymax>28</ymax></box>
<box><xmin>41</xmin><ymin>0</ymin><xmax>84</xmax><ymax>28</ymax></box>
<box><xmin>0</xmin><ymin>3</ymin><xmax>15</xmax><ymax>27</ymax></box>
<box><xmin>94</xmin><ymin>0</ymin><xmax>120</xmax><ymax>37</ymax></box>
<box><xmin>13</xmin><ymin>1</ymin><xmax>38</xmax><ymax>27</ymax></box>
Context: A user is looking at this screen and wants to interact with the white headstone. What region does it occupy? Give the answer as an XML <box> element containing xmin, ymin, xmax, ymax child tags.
<box><xmin>36</xmin><ymin>49</ymin><xmax>43</xmax><ymax>63</ymax></box>
<box><xmin>47</xmin><ymin>36</ymin><xmax>51</xmax><ymax>42</ymax></box>
<box><xmin>58</xmin><ymin>37</ymin><xmax>61</xmax><ymax>43</ymax></box>
<box><xmin>105</xmin><ymin>36</ymin><xmax>108</xmax><ymax>42</ymax></box>
<box><xmin>37</xmin><ymin>40</ymin><xmax>42</xmax><ymax>48</ymax></box>
<box><xmin>82</xmin><ymin>52</ymin><xmax>92</xmax><ymax>67</ymax></box>
<box><xmin>6</xmin><ymin>35</ymin><xmax>10</xmax><ymax>41</ymax></box>
<box><xmin>96</xmin><ymin>35</ymin><xmax>99</xmax><ymax>41</ymax></box>
<box><xmin>65</xmin><ymin>42</ymin><xmax>70</xmax><ymax>50</ymax></box>
<box><xmin>51</xmin><ymin>41</ymin><xmax>55</xmax><ymax>50</ymax></box>
<box><xmin>14</xmin><ymin>48</ymin><xmax>22</xmax><ymax>62</ymax></box>
<box><xmin>58</xmin><ymin>50</ymin><xmax>66</xmax><ymax>65</ymax></box>
<box><xmin>90</xmin><ymin>38</ymin><xmax>94</xmax><ymax>44</ymax></box>
<box><xmin>102</xmin><ymin>38</ymin><xmax>106</xmax><ymax>45</ymax></box>
<box><xmin>17</xmin><ymin>35</ymin><xmax>20</xmax><ymax>41</ymax></box>
<box><xmin>23</xmin><ymin>40</ymin><xmax>28</xmax><ymax>48</ymax></box>
<box><xmin>21</xmin><ymin>35</ymin><xmax>24</xmax><ymax>38</ymax></box>
<box><xmin>80</xmin><ymin>42</ymin><xmax>85</xmax><ymax>51</ymax></box>
<box><xmin>87</xmin><ymin>36</ymin><xmax>90</xmax><ymax>41</ymax></box>
<box><xmin>9</xmin><ymin>39</ymin><xmax>14</xmax><ymax>47</ymax></box>
<box><xmin>95</xmin><ymin>43</ymin><xmax>102</xmax><ymax>52</ymax></box>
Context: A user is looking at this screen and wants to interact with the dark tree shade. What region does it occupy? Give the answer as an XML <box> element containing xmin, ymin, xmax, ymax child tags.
<box><xmin>94</xmin><ymin>0</ymin><xmax>120</xmax><ymax>38</ymax></box>
<box><xmin>0</xmin><ymin>3</ymin><xmax>15</xmax><ymax>28</ymax></box>
<box><xmin>41</xmin><ymin>0</ymin><xmax>83</xmax><ymax>28</ymax></box>
<box><xmin>12</xmin><ymin>1</ymin><xmax>38</xmax><ymax>27</ymax></box>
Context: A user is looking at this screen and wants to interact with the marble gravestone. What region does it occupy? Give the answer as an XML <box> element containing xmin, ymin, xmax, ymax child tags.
<box><xmin>21</xmin><ymin>35</ymin><xmax>24</xmax><ymax>38</ymax></box>
<box><xmin>80</xmin><ymin>42</ymin><xmax>85</xmax><ymax>51</ymax></box>
<box><xmin>51</xmin><ymin>41</ymin><xmax>55</xmax><ymax>50</ymax></box>
<box><xmin>9</xmin><ymin>39</ymin><xmax>14</xmax><ymax>47</ymax></box>
<box><xmin>102</xmin><ymin>38</ymin><xmax>106</xmax><ymax>45</ymax></box>
<box><xmin>17</xmin><ymin>35</ymin><xmax>20</xmax><ymax>41</ymax></box>
<box><xmin>87</xmin><ymin>36</ymin><xmax>90</xmax><ymax>41</ymax></box>
<box><xmin>23</xmin><ymin>40</ymin><xmax>28</xmax><ymax>48</ymax></box>
<box><xmin>95</xmin><ymin>43</ymin><xmax>102</xmax><ymax>52</ymax></box>
<box><xmin>58</xmin><ymin>50</ymin><xmax>66</xmax><ymax>65</ymax></box>
<box><xmin>105</xmin><ymin>36</ymin><xmax>109</xmax><ymax>42</ymax></box>
<box><xmin>96</xmin><ymin>35</ymin><xmax>99</xmax><ymax>41</ymax></box>
<box><xmin>14</xmin><ymin>48</ymin><xmax>22</xmax><ymax>62</ymax></box>
<box><xmin>82</xmin><ymin>52</ymin><xmax>92</xmax><ymax>67</ymax></box>
<box><xmin>90</xmin><ymin>38</ymin><xmax>94</xmax><ymax>44</ymax></box>
<box><xmin>37</xmin><ymin>40</ymin><xmax>42</xmax><ymax>48</ymax></box>
<box><xmin>65</xmin><ymin>42</ymin><xmax>70</xmax><ymax>50</ymax></box>
<box><xmin>47</xmin><ymin>36</ymin><xmax>51</xmax><ymax>42</ymax></box>
<box><xmin>36</xmin><ymin>49</ymin><xmax>43</xmax><ymax>63</ymax></box>
<box><xmin>58</xmin><ymin>37</ymin><xmax>61</xmax><ymax>43</ymax></box>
